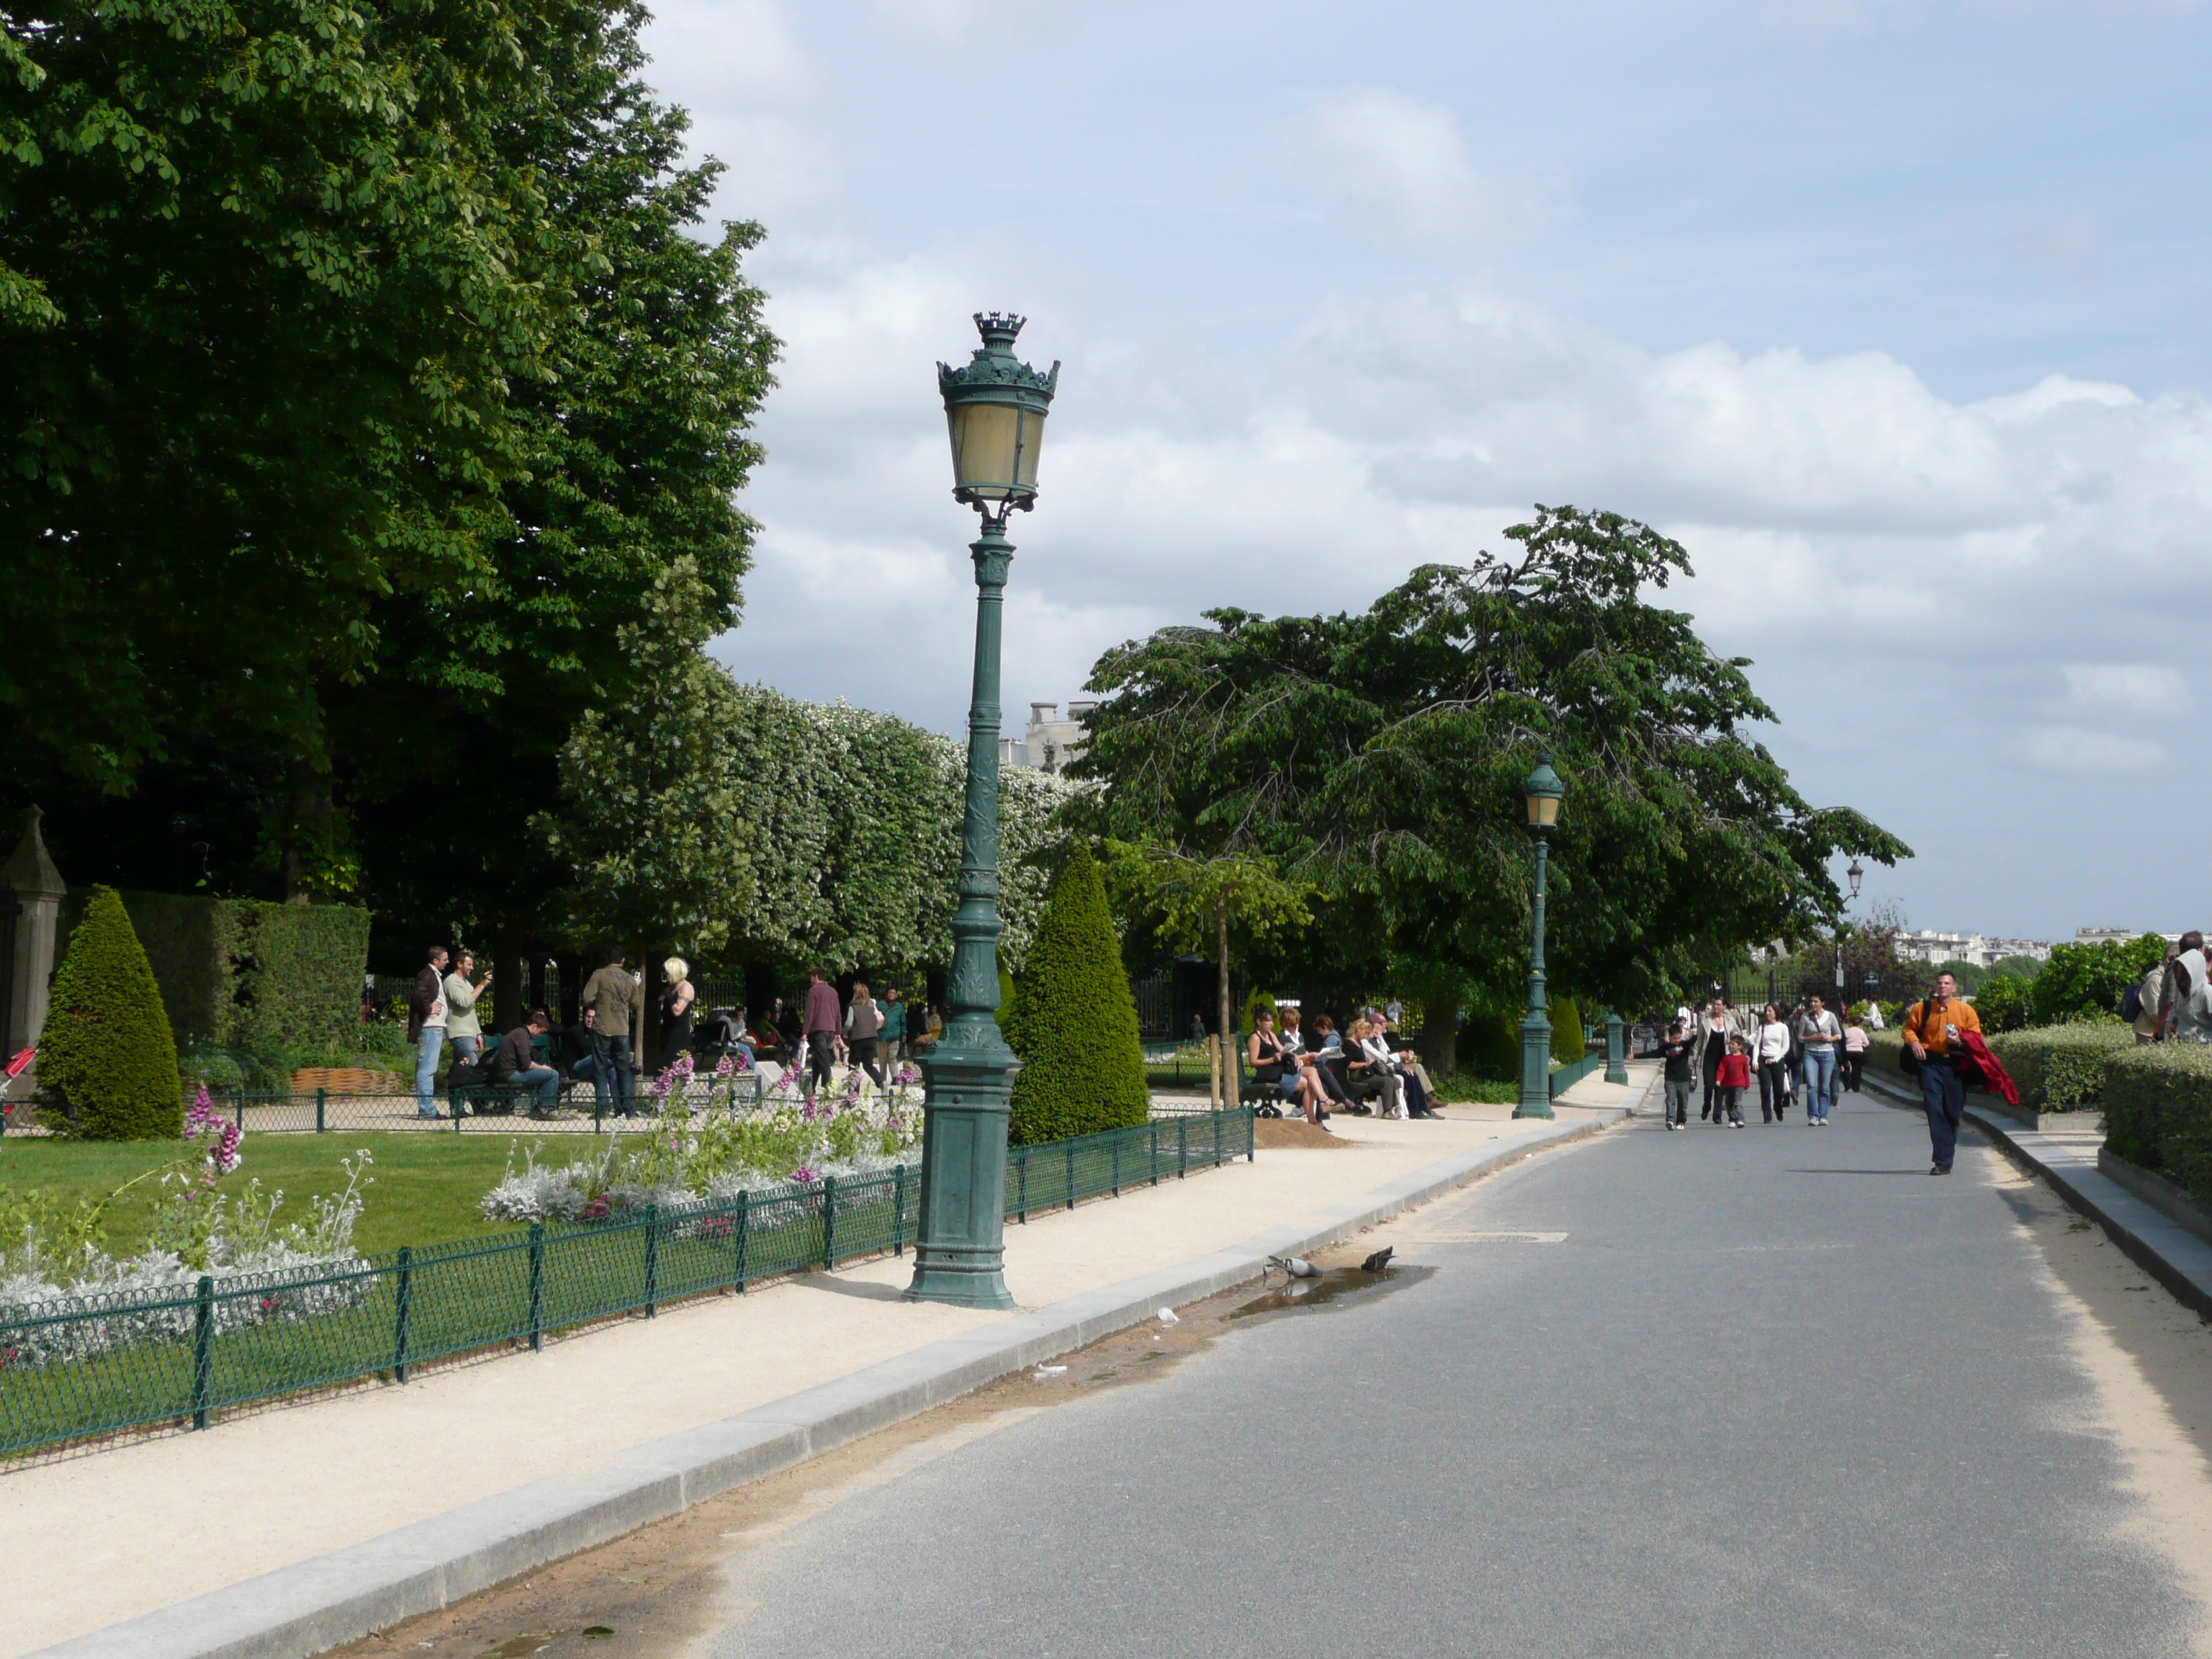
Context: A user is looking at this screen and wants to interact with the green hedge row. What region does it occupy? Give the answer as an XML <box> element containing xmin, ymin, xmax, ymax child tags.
<box><xmin>1986</xmin><ymin>1023</ymin><xmax>2137</xmax><ymax>1113</ymax></box>
<box><xmin>1862</xmin><ymin>1022</ymin><xmax>2132</xmax><ymax>1113</ymax></box>
<box><xmin>2103</xmin><ymin>1045</ymin><xmax>2212</xmax><ymax>1208</ymax></box>
<box><xmin>55</xmin><ymin>891</ymin><xmax>369</xmax><ymax>1053</ymax></box>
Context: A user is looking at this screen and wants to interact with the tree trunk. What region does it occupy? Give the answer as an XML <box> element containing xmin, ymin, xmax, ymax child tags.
<box><xmin>277</xmin><ymin>758</ymin><xmax>333</xmax><ymax>904</ymax></box>
<box><xmin>1420</xmin><ymin>994</ymin><xmax>1459</xmax><ymax>1079</ymax></box>
<box><xmin>493</xmin><ymin>930</ymin><xmax>523</xmax><ymax>1035</ymax></box>
<box><xmin>1217</xmin><ymin>902</ymin><xmax>1233</xmax><ymax>1106</ymax></box>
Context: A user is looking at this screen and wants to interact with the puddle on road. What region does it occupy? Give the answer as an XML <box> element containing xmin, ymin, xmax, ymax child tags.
<box><xmin>1229</xmin><ymin>1264</ymin><xmax>1436</xmax><ymax>1321</ymax></box>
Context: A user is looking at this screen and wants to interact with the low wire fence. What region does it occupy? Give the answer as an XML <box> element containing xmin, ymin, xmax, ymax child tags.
<box><xmin>0</xmin><ymin>1107</ymin><xmax>1254</xmax><ymax>1459</ymax></box>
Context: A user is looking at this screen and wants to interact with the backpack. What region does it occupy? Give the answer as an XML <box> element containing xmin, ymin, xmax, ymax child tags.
<box><xmin>2122</xmin><ymin>981</ymin><xmax>2145</xmax><ymax>1023</ymax></box>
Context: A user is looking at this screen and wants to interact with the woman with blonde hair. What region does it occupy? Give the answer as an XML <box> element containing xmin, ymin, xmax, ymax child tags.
<box><xmin>846</xmin><ymin>981</ymin><xmax>887</xmax><ymax>1091</ymax></box>
<box><xmin>1344</xmin><ymin>1017</ymin><xmax>1405</xmax><ymax>1118</ymax></box>
<box><xmin>660</xmin><ymin>957</ymin><xmax>696</xmax><ymax>1070</ymax></box>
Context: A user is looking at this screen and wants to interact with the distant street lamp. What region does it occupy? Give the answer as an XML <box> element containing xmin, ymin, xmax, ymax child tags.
<box><xmin>1838</xmin><ymin>858</ymin><xmax>1864</xmax><ymax>1004</ymax></box>
<box><xmin>1514</xmin><ymin>755</ymin><xmax>1566</xmax><ymax>1120</ymax></box>
<box><xmin>905</xmin><ymin>313</ymin><xmax>1059</xmax><ymax>1310</ymax></box>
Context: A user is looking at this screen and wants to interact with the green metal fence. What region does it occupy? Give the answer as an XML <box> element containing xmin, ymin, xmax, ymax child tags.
<box><xmin>4</xmin><ymin>1079</ymin><xmax>769</xmax><ymax>1138</ymax></box>
<box><xmin>1549</xmin><ymin>1053</ymin><xmax>1605</xmax><ymax>1097</ymax></box>
<box><xmin>0</xmin><ymin>1107</ymin><xmax>1254</xmax><ymax>1458</ymax></box>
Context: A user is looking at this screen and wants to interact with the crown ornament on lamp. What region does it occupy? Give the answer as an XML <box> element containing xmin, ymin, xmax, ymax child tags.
<box><xmin>938</xmin><ymin>313</ymin><xmax>1061</xmax><ymax>516</ymax></box>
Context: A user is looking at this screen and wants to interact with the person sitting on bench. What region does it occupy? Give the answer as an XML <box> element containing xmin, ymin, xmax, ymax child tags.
<box><xmin>1249</xmin><ymin>1008</ymin><xmax>1328</xmax><ymax>1128</ymax></box>
<box><xmin>495</xmin><ymin>1009</ymin><xmax>562</xmax><ymax>1115</ymax></box>
<box><xmin>1344</xmin><ymin>1017</ymin><xmax>1404</xmax><ymax>1118</ymax></box>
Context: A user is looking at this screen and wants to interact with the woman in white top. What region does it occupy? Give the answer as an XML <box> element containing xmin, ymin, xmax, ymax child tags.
<box><xmin>1755</xmin><ymin>1003</ymin><xmax>1794</xmax><ymax>1123</ymax></box>
<box><xmin>1342</xmin><ymin>1018</ymin><xmax>1403</xmax><ymax>1118</ymax></box>
<box><xmin>1355</xmin><ymin>1020</ymin><xmax>1410</xmax><ymax>1120</ymax></box>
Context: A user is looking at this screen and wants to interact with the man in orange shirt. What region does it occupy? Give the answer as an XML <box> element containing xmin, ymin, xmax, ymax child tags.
<box><xmin>1902</xmin><ymin>971</ymin><xmax>1982</xmax><ymax>1176</ymax></box>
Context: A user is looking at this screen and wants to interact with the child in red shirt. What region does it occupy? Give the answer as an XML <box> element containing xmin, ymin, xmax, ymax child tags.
<box><xmin>1712</xmin><ymin>1036</ymin><xmax>1751</xmax><ymax>1128</ymax></box>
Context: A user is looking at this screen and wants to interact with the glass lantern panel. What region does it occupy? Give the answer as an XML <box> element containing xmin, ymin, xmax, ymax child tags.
<box><xmin>949</xmin><ymin>403</ymin><xmax>1015</xmax><ymax>499</ymax></box>
<box><xmin>1529</xmin><ymin>795</ymin><xmax>1561</xmax><ymax>828</ymax></box>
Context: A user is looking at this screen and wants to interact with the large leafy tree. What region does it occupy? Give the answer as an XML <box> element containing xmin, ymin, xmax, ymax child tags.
<box><xmin>542</xmin><ymin>662</ymin><xmax>1077</xmax><ymax>979</ymax></box>
<box><xmin>0</xmin><ymin>0</ymin><xmax>775</xmax><ymax>942</ymax></box>
<box><xmin>1071</xmin><ymin>505</ymin><xmax>1909</xmax><ymax>1069</ymax></box>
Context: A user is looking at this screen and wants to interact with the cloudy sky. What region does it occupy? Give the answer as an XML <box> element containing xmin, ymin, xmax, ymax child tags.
<box><xmin>647</xmin><ymin>0</ymin><xmax>2212</xmax><ymax>943</ymax></box>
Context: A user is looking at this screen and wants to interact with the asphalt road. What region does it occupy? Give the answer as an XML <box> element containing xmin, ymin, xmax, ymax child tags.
<box><xmin>676</xmin><ymin>1089</ymin><xmax>2209</xmax><ymax>1658</ymax></box>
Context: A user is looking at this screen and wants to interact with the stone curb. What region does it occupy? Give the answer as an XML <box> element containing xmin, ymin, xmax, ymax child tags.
<box><xmin>1861</xmin><ymin>1069</ymin><xmax>2212</xmax><ymax>1321</ymax></box>
<box><xmin>29</xmin><ymin>1102</ymin><xmax>1635</xmax><ymax>1659</ymax></box>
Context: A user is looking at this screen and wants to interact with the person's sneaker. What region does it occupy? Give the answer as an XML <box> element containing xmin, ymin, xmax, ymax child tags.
<box><xmin>1930</xmin><ymin>1164</ymin><xmax>1945</xmax><ymax>1175</ymax></box>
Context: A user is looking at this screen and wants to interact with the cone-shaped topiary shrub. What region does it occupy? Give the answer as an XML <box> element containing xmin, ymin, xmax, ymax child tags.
<box><xmin>1550</xmin><ymin>997</ymin><xmax>1585</xmax><ymax>1066</ymax></box>
<box><xmin>1002</xmin><ymin>842</ymin><xmax>1151</xmax><ymax>1145</ymax></box>
<box><xmin>40</xmin><ymin>886</ymin><xmax>183</xmax><ymax>1139</ymax></box>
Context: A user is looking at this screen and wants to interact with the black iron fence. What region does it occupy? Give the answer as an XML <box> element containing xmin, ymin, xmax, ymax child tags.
<box><xmin>0</xmin><ymin>1107</ymin><xmax>1254</xmax><ymax>1459</ymax></box>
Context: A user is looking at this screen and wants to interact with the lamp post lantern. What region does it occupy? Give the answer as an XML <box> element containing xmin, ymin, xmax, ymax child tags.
<box><xmin>1514</xmin><ymin>755</ymin><xmax>1566</xmax><ymax>1120</ymax></box>
<box><xmin>904</xmin><ymin>313</ymin><xmax>1059</xmax><ymax>1310</ymax></box>
<box><xmin>1838</xmin><ymin>857</ymin><xmax>1863</xmax><ymax>1004</ymax></box>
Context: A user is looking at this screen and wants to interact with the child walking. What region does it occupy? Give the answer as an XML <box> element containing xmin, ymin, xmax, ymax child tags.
<box><xmin>1662</xmin><ymin>1020</ymin><xmax>1696</xmax><ymax>1130</ymax></box>
<box><xmin>1712</xmin><ymin>1035</ymin><xmax>1752</xmax><ymax>1128</ymax></box>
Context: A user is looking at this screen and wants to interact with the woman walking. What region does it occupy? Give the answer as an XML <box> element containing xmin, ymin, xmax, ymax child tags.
<box><xmin>1699</xmin><ymin>998</ymin><xmax>1732</xmax><ymax>1123</ymax></box>
<box><xmin>845</xmin><ymin>982</ymin><xmax>887</xmax><ymax>1090</ymax></box>
<box><xmin>1841</xmin><ymin>1012</ymin><xmax>1869</xmax><ymax>1093</ymax></box>
<box><xmin>1755</xmin><ymin>1003</ymin><xmax>1793</xmax><ymax>1123</ymax></box>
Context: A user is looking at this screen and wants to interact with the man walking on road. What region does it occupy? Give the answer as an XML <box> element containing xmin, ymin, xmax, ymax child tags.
<box><xmin>802</xmin><ymin>968</ymin><xmax>840</xmax><ymax>1102</ymax></box>
<box><xmin>580</xmin><ymin>948</ymin><xmax>639</xmax><ymax>1117</ymax></box>
<box><xmin>1902</xmin><ymin>971</ymin><xmax>1981</xmax><ymax>1174</ymax></box>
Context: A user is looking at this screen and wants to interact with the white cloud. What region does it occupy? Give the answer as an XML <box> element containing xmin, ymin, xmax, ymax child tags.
<box><xmin>863</xmin><ymin>0</ymin><xmax>1090</xmax><ymax>50</ymax></box>
<box><xmin>1282</xmin><ymin>89</ymin><xmax>1506</xmax><ymax>251</ymax></box>
<box><xmin>2020</xmin><ymin>725</ymin><xmax>2168</xmax><ymax>772</ymax></box>
<box><xmin>2064</xmin><ymin>663</ymin><xmax>2189</xmax><ymax>713</ymax></box>
<box><xmin>638</xmin><ymin>0</ymin><xmax>845</xmax><ymax>229</ymax></box>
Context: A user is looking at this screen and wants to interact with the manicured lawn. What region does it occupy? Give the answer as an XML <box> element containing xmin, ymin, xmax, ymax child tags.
<box><xmin>0</xmin><ymin>1131</ymin><xmax>626</xmax><ymax>1257</ymax></box>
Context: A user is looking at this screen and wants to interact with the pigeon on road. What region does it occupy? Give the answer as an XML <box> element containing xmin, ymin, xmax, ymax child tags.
<box><xmin>1267</xmin><ymin>1254</ymin><xmax>1323</xmax><ymax>1280</ymax></box>
<box><xmin>1360</xmin><ymin>1247</ymin><xmax>1395</xmax><ymax>1273</ymax></box>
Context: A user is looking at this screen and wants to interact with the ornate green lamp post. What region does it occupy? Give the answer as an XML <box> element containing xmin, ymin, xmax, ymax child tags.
<box><xmin>1514</xmin><ymin>755</ymin><xmax>1566</xmax><ymax>1120</ymax></box>
<box><xmin>905</xmin><ymin>313</ymin><xmax>1059</xmax><ymax>1310</ymax></box>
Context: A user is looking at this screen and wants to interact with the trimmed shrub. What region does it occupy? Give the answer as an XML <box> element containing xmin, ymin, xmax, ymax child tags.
<box><xmin>1987</xmin><ymin>1022</ymin><xmax>2136</xmax><ymax>1113</ymax></box>
<box><xmin>1971</xmin><ymin>974</ymin><xmax>2035</xmax><ymax>1035</ymax></box>
<box><xmin>1002</xmin><ymin>844</ymin><xmax>1151</xmax><ymax>1145</ymax></box>
<box><xmin>1550</xmin><ymin>997</ymin><xmax>1585</xmax><ymax>1066</ymax></box>
<box><xmin>2103</xmin><ymin>1046</ymin><xmax>2212</xmax><ymax>1205</ymax></box>
<box><xmin>1464</xmin><ymin>1012</ymin><xmax>1521</xmax><ymax>1081</ymax></box>
<box><xmin>39</xmin><ymin>887</ymin><xmax>184</xmax><ymax>1140</ymax></box>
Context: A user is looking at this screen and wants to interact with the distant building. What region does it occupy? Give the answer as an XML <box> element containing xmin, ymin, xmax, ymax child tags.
<box><xmin>1892</xmin><ymin>930</ymin><xmax>2054</xmax><ymax>968</ymax></box>
<box><xmin>2074</xmin><ymin>926</ymin><xmax>2181</xmax><ymax>948</ymax></box>
<box><xmin>999</xmin><ymin>699</ymin><xmax>1095</xmax><ymax>773</ymax></box>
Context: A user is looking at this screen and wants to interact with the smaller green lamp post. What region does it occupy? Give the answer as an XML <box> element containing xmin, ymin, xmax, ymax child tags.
<box><xmin>905</xmin><ymin>313</ymin><xmax>1059</xmax><ymax>1310</ymax></box>
<box><xmin>1604</xmin><ymin>1008</ymin><xmax>1628</xmax><ymax>1086</ymax></box>
<box><xmin>1514</xmin><ymin>754</ymin><xmax>1566</xmax><ymax>1120</ymax></box>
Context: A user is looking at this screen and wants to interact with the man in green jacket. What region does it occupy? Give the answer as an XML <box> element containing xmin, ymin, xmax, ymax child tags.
<box><xmin>580</xmin><ymin>948</ymin><xmax>639</xmax><ymax>1117</ymax></box>
<box><xmin>880</xmin><ymin>988</ymin><xmax>909</xmax><ymax>1067</ymax></box>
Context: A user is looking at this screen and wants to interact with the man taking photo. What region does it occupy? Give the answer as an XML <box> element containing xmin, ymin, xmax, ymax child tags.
<box><xmin>1902</xmin><ymin>971</ymin><xmax>1981</xmax><ymax>1176</ymax></box>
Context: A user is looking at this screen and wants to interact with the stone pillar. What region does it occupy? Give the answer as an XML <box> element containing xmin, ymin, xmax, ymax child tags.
<box><xmin>2</xmin><ymin>806</ymin><xmax>68</xmax><ymax>1093</ymax></box>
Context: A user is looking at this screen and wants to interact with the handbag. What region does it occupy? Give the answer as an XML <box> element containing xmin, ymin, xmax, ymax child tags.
<box><xmin>1897</xmin><ymin>999</ymin><xmax>1928</xmax><ymax>1077</ymax></box>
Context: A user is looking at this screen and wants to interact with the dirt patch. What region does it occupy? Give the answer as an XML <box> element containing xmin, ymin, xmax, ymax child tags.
<box><xmin>1254</xmin><ymin>1118</ymin><xmax>1350</xmax><ymax>1150</ymax></box>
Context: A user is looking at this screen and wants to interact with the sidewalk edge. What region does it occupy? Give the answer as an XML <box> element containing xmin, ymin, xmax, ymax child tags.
<box><xmin>1863</xmin><ymin>1067</ymin><xmax>2212</xmax><ymax>1322</ymax></box>
<box><xmin>26</xmin><ymin>1102</ymin><xmax>1634</xmax><ymax>1659</ymax></box>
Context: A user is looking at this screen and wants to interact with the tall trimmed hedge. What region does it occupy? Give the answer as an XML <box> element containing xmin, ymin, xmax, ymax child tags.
<box><xmin>53</xmin><ymin>891</ymin><xmax>369</xmax><ymax>1051</ymax></box>
<box><xmin>2103</xmin><ymin>1045</ymin><xmax>2212</xmax><ymax>1205</ymax></box>
<box><xmin>1550</xmin><ymin>997</ymin><xmax>1585</xmax><ymax>1066</ymax></box>
<box><xmin>1002</xmin><ymin>843</ymin><xmax>1151</xmax><ymax>1146</ymax></box>
<box><xmin>1987</xmin><ymin>1022</ymin><xmax>2136</xmax><ymax>1114</ymax></box>
<box><xmin>40</xmin><ymin>888</ymin><xmax>183</xmax><ymax>1140</ymax></box>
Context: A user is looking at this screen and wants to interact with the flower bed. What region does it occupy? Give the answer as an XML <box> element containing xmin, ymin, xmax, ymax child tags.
<box><xmin>477</xmin><ymin>1055</ymin><xmax>924</xmax><ymax>1226</ymax></box>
